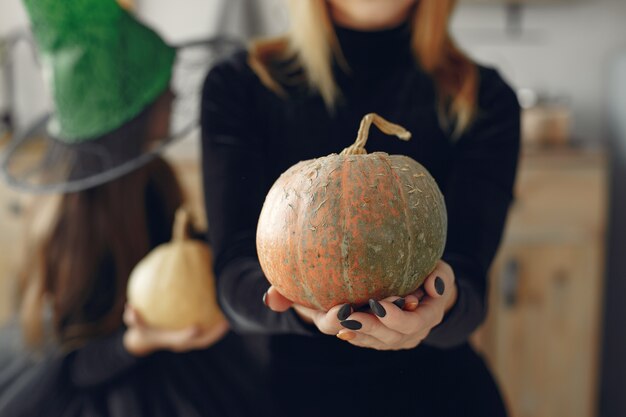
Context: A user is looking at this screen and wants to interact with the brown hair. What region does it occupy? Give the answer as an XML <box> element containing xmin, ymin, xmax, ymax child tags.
<box><xmin>20</xmin><ymin>157</ymin><xmax>183</xmax><ymax>349</ymax></box>
<box><xmin>19</xmin><ymin>98</ymin><xmax>184</xmax><ymax>350</ymax></box>
<box><xmin>250</xmin><ymin>0</ymin><xmax>478</xmax><ymax>137</ymax></box>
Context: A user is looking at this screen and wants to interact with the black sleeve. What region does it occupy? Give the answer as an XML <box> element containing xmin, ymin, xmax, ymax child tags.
<box><xmin>424</xmin><ymin>68</ymin><xmax>521</xmax><ymax>348</ymax></box>
<box><xmin>68</xmin><ymin>328</ymin><xmax>140</xmax><ymax>388</ymax></box>
<box><xmin>201</xmin><ymin>53</ymin><xmax>317</xmax><ymax>336</ymax></box>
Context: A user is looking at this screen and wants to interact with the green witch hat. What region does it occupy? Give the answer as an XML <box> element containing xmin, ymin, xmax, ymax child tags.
<box><xmin>0</xmin><ymin>0</ymin><xmax>240</xmax><ymax>193</ymax></box>
<box><xmin>24</xmin><ymin>0</ymin><xmax>175</xmax><ymax>143</ymax></box>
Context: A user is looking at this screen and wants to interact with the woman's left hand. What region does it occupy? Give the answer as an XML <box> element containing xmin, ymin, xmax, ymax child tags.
<box><xmin>334</xmin><ymin>261</ymin><xmax>457</xmax><ymax>350</ymax></box>
<box><xmin>265</xmin><ymin>260</ymin><xmax>457</xmax><ymax>351</ymax></box>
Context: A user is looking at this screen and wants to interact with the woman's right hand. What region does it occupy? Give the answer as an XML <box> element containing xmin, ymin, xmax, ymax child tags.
<box><xmin>122</xmin><ymin>305</ymin><xmax>229</xmax><ymax>357</ymax></box>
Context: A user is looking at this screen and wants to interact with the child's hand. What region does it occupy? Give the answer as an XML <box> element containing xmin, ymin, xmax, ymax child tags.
<box><xmin>122</xmin><ymin>305</ymin><xmax>229</xmax><ymax>357</ymax></box>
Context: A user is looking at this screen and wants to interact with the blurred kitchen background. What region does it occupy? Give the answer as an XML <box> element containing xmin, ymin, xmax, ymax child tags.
<box><xmin>0</xmin><ymin>0</ymin><xmax>625</xmax><ymax>416</ymax></box>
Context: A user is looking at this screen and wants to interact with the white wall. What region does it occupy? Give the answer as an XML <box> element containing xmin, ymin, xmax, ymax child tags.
<box><xmin>0</xmin><ymin>0</ymin><xmax>28</xmax><ymax>36</ymax></box>
<box><xmin>452</xmin><ymin>0</ymin><xmax>626</xmax><ymax>143</ymax></box>
<box><xmin>136</xmin><ymin>0</ymin><xmax>288</xmax><ymax>43</ymax></box>
<box><xmin>0</xmin><ymin>0</ymin><xmax>47</xmax><ymax>130</ymax></box>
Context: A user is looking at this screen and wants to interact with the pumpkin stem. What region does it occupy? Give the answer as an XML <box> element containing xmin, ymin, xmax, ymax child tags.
<box><xmin>340</xmin><ymin>113</ymin><xmax>412</xmax><ymax>156</ymax></box>
<box><xmin>173</xmin><ymin>208</ymin><xmax>191</xmax><ymax>241</ymax></box>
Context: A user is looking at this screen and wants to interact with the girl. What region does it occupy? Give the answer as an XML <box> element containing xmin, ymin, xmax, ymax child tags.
<box><xmin>0</xmin><ymin>0</ymin><xmax>261</xmax><ymax>416</ymax></box>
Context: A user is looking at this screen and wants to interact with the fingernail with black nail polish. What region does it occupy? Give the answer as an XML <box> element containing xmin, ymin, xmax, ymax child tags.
<box><xmin>392</xmin><ymin>298</ymin><xmax>406</xmax><ymax>309</ymax></box>
<box><xmin>340</xmin><ymin>320</ymin><xmax>362</xmax><ymax>330</ymax></box>
<box><xmin>337</xmin><ymin>304</ymin><xmax>352</xmax><ymax>321</ymax></box>
<box><xmin>369</xmin><ymin>299</ymin><xmax>386</xmax><ymax>318</ymax></box>
<box><xmin>435</xmin><ymin>277</ymin><xmax>445</xmax><ymax>296</ymax></box>
<box><xmin>262</xmin><ymin>291</ymin><xmax>269</xmax><ymax>307</ymax></box>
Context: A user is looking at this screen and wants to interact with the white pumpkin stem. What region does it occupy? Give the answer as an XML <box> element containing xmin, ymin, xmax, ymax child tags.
<box><xmin>340</xmin><ymin>113</ymin><xmax>412</xmax><ymax>156</ymax></box>
<box><xmin>173</xmin><ymin>208</ymin><xmax>191</xmax><ymax>241</ymax></box>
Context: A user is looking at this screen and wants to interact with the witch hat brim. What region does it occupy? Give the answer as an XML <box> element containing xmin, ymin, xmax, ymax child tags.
<box><xmin>0</xmin><ymin>38</ymin><xmax>242</xmax><ymax>194</ymax></box>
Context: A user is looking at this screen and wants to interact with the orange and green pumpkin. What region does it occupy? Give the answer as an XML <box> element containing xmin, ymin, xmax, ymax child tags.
<box><xmin>256</xmin><ymin>113</ymin><xmax>447</xmax><ymax>310</ymax></box>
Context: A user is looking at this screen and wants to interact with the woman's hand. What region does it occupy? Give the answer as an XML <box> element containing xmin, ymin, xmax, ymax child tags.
<box><xmin>122</xmin><ymin>305</ymin><xmax>229</xmax><ymax>357</ymax></box>
<box><xmin>264</xmin><ymin>260</ymin><xmax>457</xmax><ymax>350</ymax></box>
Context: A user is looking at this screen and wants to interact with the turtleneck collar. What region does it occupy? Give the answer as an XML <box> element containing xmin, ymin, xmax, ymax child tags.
<box><xmin>333</xmin><ymin>20</ymin><xmax>414</xmax><ymax>74</ymax></box>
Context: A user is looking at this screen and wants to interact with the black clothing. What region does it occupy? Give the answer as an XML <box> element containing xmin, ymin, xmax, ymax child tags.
<box><xmin>0</xmin><ymin>324</ymin><xmax>265</xmax><ymax>417</ymax></box>
<box><xmin>202</xmin><ymin>22</ymin><xmax>520</xmax><ymax>417</ymax></box>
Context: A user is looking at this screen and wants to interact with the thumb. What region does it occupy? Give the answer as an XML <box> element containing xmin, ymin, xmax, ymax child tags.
<box><xmin>124</xmin><ymin>304</ymin><xmax>146</xmax><ymax>329</ymax></box>
<box><xmin>263</xmin><ymin>286</ymin><xmax>294</xmax><ymax>312</ymax></box>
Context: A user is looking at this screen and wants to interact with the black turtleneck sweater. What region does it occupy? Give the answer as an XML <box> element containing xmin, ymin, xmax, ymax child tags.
<box><xmin>202</xmin><ymin>23</ymin><xmax>519</xmax><ymax>416</ymax></box>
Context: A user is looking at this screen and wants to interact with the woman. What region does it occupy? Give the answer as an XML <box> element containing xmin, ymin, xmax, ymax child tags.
<box><xmin>202</xmin><ymin>0</ymin><xmax>520</xmax><ymax>416</ymax></box>
<box><xmin>0</xmin><ymin>0</ymin><xmax>260</xmax><ymax>415</ymax></box>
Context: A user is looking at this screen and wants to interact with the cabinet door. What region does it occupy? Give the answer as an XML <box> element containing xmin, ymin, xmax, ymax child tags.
<box><xmin>476</xmin><ymin>242</ymin><xmax>603</xmax><ymax>417</ymax></box>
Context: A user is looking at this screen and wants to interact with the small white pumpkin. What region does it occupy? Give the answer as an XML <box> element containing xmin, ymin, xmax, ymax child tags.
<box><xmin>127</xmin><ymin>208</ymin><xmax>223</xmax><ymax>330</ymax></box>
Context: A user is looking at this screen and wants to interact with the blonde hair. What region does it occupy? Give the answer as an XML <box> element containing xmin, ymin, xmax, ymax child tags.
<box><xmin>249</xmin><ymin>0</ymin><xmax>478</xmax><ymax>136</ymax></box>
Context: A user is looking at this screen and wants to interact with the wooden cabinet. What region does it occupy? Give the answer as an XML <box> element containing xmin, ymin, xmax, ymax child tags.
<box><xmin>472</xmin><ymin>149</ymin><xmax>608</xmax><ymax>417</ymax></box>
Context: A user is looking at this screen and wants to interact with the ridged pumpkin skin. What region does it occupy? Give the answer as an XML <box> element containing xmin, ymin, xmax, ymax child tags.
<box><xmin>256</xmin><ymin>151</ymin><xmax>447</xmax><ymax>311</ymax></box>
<box><xmin>127</xmin><ymin>213</ymin><xmax>223</xmax><ymax>330</ymax></box>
